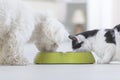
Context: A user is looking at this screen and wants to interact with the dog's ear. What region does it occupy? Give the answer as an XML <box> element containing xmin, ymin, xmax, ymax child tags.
<box><xmin>68</xmin><ymin>35</ymin><xmax>77</xmax><ymax>41</ymax></box>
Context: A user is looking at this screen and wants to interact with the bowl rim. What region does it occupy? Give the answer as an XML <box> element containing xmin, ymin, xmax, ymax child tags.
<box><xmin>38</xmin><ymin>52</ymin><xmax>92</xmax><ymax>54</ymax></box>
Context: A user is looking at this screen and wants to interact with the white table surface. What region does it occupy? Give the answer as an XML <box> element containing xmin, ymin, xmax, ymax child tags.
<box><xmin>0</xmin><ymin>64</ymin><xmax>120</xmax><ymax>80</ymax></box>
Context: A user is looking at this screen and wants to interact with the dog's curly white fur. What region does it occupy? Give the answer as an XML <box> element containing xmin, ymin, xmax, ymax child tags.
<box><xmin>0</xmin><ymin>0</ymin><xmax>69</xmax><ymax>65</ymax></box>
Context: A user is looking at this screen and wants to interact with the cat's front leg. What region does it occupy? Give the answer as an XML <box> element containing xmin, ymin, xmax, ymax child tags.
<box><xmin>97</xmin><ymin>56</ymin><xmax>112</xmax><ymax>64</ymax></box>
<box><xmin>97</xmin><ymin>46</ymin><xmax>115</xmax><ymax>64</ymax></box>
<box><xmin>97</xmin><ymin>58</ymin><xmax>110</xmax><ymax>64</ymax></box>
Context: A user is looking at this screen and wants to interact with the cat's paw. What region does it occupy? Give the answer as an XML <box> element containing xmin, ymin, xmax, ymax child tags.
<box><xmin>97</xmin><ymin>59</ymin><xmax>110</xmax><ymax>64</ymax></box>
<box><xmin>97</xmin><ymin>59</ymin><xmax>102</xmax><ymax>64</ymax></box>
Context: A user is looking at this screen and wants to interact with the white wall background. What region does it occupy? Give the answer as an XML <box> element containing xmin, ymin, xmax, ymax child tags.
<box><xmin>24</xmin><ymin>1</ymin><xmax>67</xmax><ymax>21</ymax></box>
<box><xmin>87</xmin><ymin>0</ymin><xmax>120</xmax><ymax>30</ymax></box>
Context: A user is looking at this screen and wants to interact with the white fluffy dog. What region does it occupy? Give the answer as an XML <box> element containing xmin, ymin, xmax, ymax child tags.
<box><xmin>0</xmin><ymin>0</ymin><xmax>69</xmax><ymax>65</ymax></box>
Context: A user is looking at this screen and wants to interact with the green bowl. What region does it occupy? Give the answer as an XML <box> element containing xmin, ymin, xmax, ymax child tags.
<box><xmin>34</xmin><ymin>52</ymin><xmax>95</xmax><ymax>64</ymax></box>
<box><xmin>34</xmin><ymin>52</ymin><xmax>63</xmax><ymax>64</ymax></box>
<box><xmin>62</xmin><ymin>52</ymin><xmax>95</xmax><ymax>64</ymax></box>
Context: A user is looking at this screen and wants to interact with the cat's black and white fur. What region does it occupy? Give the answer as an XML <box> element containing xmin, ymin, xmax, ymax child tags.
<box><xmin>69</xmin><ymin>24</ymin><xmax>120</xmax><ymax>64</ymax></box>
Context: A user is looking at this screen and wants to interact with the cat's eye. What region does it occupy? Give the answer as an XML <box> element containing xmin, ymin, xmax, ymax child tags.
<box><xmin>72</xmin><ymin>41</ymin><xmax>84</xmax><ymax>49</ymax></box>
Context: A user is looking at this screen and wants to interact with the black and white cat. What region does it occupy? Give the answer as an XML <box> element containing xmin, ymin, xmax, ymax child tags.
<box><xmin>69</xmin><ymin>24</ymin><xmax>120</xmax><ymax>64</ymax></box>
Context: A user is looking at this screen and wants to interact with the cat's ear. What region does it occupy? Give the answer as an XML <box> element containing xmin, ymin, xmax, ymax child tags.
<box><xmin>68</xmin><ymin>35</ymin><xmax>77</xmax><ymax>41</ymax></box>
